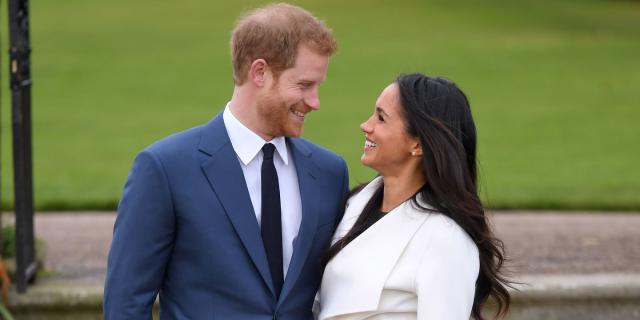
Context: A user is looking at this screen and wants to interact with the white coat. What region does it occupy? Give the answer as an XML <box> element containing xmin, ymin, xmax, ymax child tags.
<box><xmin>317</xmin><ymin>177</ymin><xmax>479</xmax><ymax>320</ymax></box>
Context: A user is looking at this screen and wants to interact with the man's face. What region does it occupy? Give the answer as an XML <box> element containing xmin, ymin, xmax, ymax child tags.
<box><xmin>256</xmin><ymin>45</ymin><xmax>329</xmax><ymax>138</ymax></box>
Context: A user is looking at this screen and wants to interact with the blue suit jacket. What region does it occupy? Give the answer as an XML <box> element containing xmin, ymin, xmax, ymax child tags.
<box><xmin>104</xmin><ymin>113</ymin><xmax>349</xmax><ymax>319</ymax></box>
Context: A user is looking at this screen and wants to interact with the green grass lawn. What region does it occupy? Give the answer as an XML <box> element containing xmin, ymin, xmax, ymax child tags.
<box><xmin>0</xmin><ymin>0</ymin><xmax>639</xmax><ymax>210</ymax></box>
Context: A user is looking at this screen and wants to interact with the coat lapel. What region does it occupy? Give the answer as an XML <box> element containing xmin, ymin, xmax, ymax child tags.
<box><xmin>319</xmin><ymin>177</ymin><xmax>431</xmax><ymax>318</ymax></box>
<box><xmin>278</xmin><ymin>138</ymin><xmax>320</xmax><ymax>304</ymax></box>
<box><xmin>198</xmin><ymin>115</ymin><xmax>275</xmax><ymax>297</ymax></box>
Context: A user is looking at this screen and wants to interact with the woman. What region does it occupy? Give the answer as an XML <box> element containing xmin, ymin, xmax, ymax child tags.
<box><xmin>317</xmin><ymin>73</ymin><xmax>511</xmax><ymax>320</ymax></box>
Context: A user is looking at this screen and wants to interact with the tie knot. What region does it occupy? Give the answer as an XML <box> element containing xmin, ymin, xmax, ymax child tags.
<box><xmin>262</xmin><ymin>143</ymin><xmax>276</xmax><ymax>161</ymax></box>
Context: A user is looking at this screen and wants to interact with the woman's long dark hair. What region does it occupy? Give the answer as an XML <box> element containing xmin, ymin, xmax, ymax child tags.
<box><xmin>324</xmin><ymin>73</ymin><xmax>511</xmax><ymax>319</ymax></box>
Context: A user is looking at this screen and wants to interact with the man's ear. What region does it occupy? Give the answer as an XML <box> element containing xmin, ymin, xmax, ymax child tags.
<box><xmin>249</xmin><ymin>59</ymin><xmax>268</xmax><ymax>87</ymax></box>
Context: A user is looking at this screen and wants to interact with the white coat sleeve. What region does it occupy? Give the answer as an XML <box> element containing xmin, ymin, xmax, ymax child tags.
<box><xmin>415</xmin><ymin>221</ymin><xmax>480</xmax><ymax>320</ymax></box>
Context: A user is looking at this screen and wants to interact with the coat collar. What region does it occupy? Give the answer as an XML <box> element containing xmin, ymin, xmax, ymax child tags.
<box><xmin>223</xmin><ymin>105</ymin><xmax>289</xmax><ymax>166</ymax></box>
<box><xmin>198</xmin><ymin>114</ymin><xmax>274</xmax><ymax>295</ymax></box>
<box><xmin>278</xmin><ymin>137</ymin><xmax>320</xmax><ymax>303</ymax></box>
<box><xmin>319</xmin><ymin>177</ymin><xmax>431</xmax><ymax>318</ymax></box>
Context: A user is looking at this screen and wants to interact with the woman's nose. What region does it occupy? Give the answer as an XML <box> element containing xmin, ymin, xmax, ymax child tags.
<box><xmin>360</xmin><ymin>118</ymin><xmax>372</xmax><ymax>133</ymax></box>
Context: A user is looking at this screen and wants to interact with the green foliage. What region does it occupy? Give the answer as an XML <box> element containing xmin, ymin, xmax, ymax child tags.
<box><xmin>0</xmin><ymin>224</ymin><xmax>45</xmax><ymax>278</ymax></box>
<box><xmin>1</xmin><ymin>226</ymin><xmax>14</xmax><ymax>259</ymax></box>
<box><xmin>0</xmin><ymin>0</ymin><xmax>639</xmax><ymax>210</ymax></box>
<box><xmin>0</xmin><ymin>304</ymin><xmax>14</xmax><ymax>320</ymax></box>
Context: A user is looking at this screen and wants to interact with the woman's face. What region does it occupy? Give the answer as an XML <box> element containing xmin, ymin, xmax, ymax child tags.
<box><xmin>360</xmin><ymin>83</ymin><xmax>420</xmax><ymax>175</ymax></box>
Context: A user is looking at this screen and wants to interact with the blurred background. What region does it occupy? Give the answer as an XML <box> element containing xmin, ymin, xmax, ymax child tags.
<box><xmin>1</xmin><ymin>0</ymin><xmax>639</xmax><ymax>211</ymax></box>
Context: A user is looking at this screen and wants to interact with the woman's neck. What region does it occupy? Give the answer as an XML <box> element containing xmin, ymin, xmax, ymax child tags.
<box><xmin>380</xmin><ymin>167</ymin><xmax>425</xmax><ymax>213</ymax></box>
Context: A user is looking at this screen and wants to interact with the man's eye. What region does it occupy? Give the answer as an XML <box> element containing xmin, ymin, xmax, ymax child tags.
<box><xmin>378</xmin><ymin>114</ymin><xmax>385</xmax><ymax>122</ymax></box>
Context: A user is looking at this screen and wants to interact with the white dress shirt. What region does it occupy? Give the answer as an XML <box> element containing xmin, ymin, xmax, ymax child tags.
<box><xmin>223</xmin><ymin>104</ymin><xmax>302</xmax><ymax>277</ymax></box>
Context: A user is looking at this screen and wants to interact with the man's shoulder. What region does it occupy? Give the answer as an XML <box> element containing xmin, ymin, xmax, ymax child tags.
<box><xmin>289</xmin><ymin>137</ymin><xmax>348</xmax><ymax>185</ymax></box>
<box><xmin>289</xmin><ymin>137</ymin><xmax>344</xmax><ymax>165</ymax></box>
<box><xmin>145</xmin><ymin>114</ymin><xmax>224</xmax><ymax>157</ymax></box>
<box><xmin>146</xmin><ymin>125</ymin><xmax>205</xmax><ymax>155</ymax></box>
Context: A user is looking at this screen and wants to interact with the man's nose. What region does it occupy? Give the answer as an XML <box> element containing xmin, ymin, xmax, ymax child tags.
<box><xmin>305</xmin><ymin>88</ymin><xmax>320</xmax><ymax>110</ymax></box>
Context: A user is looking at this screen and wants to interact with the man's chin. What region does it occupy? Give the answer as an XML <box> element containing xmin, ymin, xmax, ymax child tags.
<box><xmin>284</xmin><ymin>126</ymin><xmax>304</xmax><ymax>138</ymax></box>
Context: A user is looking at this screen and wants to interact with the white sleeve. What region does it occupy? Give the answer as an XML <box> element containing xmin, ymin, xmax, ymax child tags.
<box><xmin>415</xmin><ymin>221</ymin><xmax>480</xmax><ymax>320</ymax></box>
<box><xmin>312</xmin><ymin>292</ymin><xmax>320</xmax><ymax>319</ymax></box>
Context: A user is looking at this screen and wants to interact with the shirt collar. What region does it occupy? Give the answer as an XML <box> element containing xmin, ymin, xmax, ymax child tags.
<box><xmin>223</xmin><ymin>103</ymin><xmax>289</xmax><ymax>166</ymax></box>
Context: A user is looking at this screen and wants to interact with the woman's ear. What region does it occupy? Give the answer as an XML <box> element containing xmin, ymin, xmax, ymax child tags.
<box><xmin>249</xmin><ymin>59</ymin><xmax>268</xmax><ymax>87</ymax></box>
<box><xmin>410</xmin><ymin>141</ymin><xmax>423</xmax><ymax>156</ymax></box>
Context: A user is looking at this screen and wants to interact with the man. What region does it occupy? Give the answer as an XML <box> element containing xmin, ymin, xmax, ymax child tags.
<box><xmin>104</xmin><ymin>3</ymin><xmax>349</xmax><ymax>319</ymax></box>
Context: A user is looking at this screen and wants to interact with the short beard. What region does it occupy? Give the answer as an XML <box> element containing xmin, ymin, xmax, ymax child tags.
<box><xmin>256</xmin><ymin>83</ymin><xmax>289</xmax><ymax>138</ymax></box>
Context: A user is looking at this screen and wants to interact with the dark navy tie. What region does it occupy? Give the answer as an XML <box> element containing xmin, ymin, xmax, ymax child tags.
<box><xmin>261</xmin><ymin>143</ymin><xmax>283</xmax><ymax>297</ymax></box>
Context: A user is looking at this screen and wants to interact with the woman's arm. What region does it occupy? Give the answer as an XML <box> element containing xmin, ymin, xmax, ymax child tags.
<box><xmin>415</xmin><ymin>219</ymin><xmax>480</xmax><ymax>320</ymax></box>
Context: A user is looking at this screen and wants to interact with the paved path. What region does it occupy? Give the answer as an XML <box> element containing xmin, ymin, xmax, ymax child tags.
<box><xmin>22</xmin><ymin>211</ymin><xmax>640</xmax><ymax>283</ymax></box>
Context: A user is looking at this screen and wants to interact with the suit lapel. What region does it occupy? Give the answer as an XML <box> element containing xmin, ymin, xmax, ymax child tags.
<box><xmin>278</xmin><ymin>138</ymin><xmax>320</xmax><ymax>303</ymax></box>
<box><xmin>198</xmin><ymin>115</ymin><xmax>275</xmax><ymax>297</ymax></box>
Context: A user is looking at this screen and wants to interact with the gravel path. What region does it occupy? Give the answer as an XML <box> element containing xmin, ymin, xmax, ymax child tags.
<box><xmin>17</xmin><ymin>211</ymin><xmax>640</xmax><ymax>282</ymax></box>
